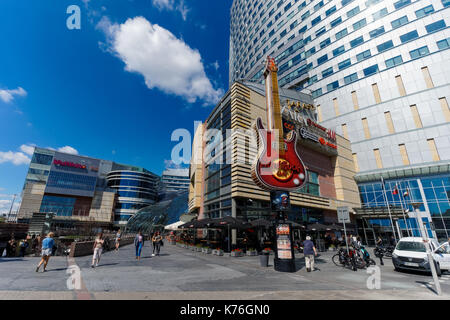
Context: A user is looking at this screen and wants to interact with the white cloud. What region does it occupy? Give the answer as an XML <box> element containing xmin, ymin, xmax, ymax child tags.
<box><xmin>57</xmin><ymin>146</ymin><xmax>79</xmax><ymax>155</ymax></box>
<box><xmin>152</xmin><ymin>0</ymin><xmax>189</xmax><ymax>20</ymax></box>
<box><xmin>0</xmin><ymin>87</ymin><xmax>27</xmax><ymax>103</ymax></box>
<box><xmin>20</xmin><ymin>144</ymin><xmax>35</xmax><ymax>156</ymax></box>
<box><xmin>152</xmin><ymin>0</ymin><xmax>174</xmax><ymax>10</ymax></box>
<box><xmin>0</xmin><ymin>197</ymin><xmax>21</xmax><ymax>215</ymax></box>
<box><xmin>0</xmin><ymin>151</ymin><xmax>31</xmax><ymax>165</ymax></box>
<box><xmin>97</xmin><ymin>16</ymin><xmax>223</xmax><ymax>105</ymax></box>
<box><xmin>212</xmin><ymin>61</ymin><xmax>220</xmax><ymax>71</ymax></box>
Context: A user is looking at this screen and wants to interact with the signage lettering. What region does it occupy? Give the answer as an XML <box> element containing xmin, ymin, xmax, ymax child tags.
<box><xmin>53</xmin><ymin>159</ymin><xmax>87</xmax><ymax>170</ymax></box>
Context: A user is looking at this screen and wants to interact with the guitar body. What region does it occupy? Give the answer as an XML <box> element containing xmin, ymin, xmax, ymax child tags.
<box><xmin>251</xmin><ymin>56</ymin><xmax>307</xmax><ymax>192</ymax></box>
<box><xmin>252</xmin><ymin>118</ymin><xmax>307</xmax><ymax>191</ymax></box>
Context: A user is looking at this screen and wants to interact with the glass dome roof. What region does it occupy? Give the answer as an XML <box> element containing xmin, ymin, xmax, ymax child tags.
<box><xmin>125</xmin><ymin>191</ymin><xmax>188</xmax><ymax>234</ymax></box>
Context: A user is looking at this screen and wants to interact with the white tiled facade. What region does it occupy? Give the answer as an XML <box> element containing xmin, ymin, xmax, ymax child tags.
<box><xmin>230</xmin><ymin>0</ymin><xmax>450</xmax><ymax>175</ymax></box>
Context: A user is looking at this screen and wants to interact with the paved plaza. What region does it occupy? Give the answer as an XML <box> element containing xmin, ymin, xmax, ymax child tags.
<box><xmin>0</xmin><ymin>243</ymin><xmax>450</xmax><ymax>300</ymax></box>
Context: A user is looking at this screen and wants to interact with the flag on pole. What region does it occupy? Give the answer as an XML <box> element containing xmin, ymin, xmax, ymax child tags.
<box><xmin>392</xmin><ymin>184</ymin><xmax>399</xmax><ymax>195</ymax></box>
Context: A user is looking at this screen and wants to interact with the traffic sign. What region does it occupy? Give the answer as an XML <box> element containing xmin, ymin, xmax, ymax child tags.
<box><xmin>337</xmin><ymin>206</ymin><xmax>350</xmax><ymax>223</ymax></box>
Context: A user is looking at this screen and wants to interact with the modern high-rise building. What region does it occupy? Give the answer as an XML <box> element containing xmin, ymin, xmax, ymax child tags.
<box><xmin>230</xmin><ymin>0</ymin><xmax>450</xmax><ymax>241</ymax></box>
<box><xmin>18</xmin><ymin>147</ymin><xmax>160</xmax><ymax>228</ymax></box>
<box><xmin>161</xmin><ymin>168</ymin><xmax>190</xmax><ymax>193</ymax></box>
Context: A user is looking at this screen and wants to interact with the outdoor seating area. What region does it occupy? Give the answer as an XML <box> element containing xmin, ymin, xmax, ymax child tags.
<box><xmin>169</xmin><ymin>216</ymin><xmax>355</xmax><ymax>255</ymax></box>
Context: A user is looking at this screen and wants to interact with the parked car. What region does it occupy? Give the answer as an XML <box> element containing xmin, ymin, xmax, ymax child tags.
<box><xmin>392</xmin><ymin>237</ymin><xmax>450</xmax><ymax>276</ymax></box>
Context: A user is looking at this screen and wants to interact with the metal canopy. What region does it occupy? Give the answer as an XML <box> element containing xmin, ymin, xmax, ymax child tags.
<box><xmin>353</xmin><ymin>206</ymin><xmax>406</xmax><ymax>219</ymax></box>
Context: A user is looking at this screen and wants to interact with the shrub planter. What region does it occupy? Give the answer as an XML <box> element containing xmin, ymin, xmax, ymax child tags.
<box><xmin>231</xmin><ymin>251</ymin><xmax>244</xmax><ymax>257</ymax></box>
<box><xmin>259</xmin><ymin>252</ymin><xmax>269</xmax><ymax>267</ymax></box>
<box><xmin>195</xmin><ymin>247</ymin><xmax>202</xmax><ymax>252</ymax></box>
<box><xmin>246</xmin><ymin>250</ymin><xmax>258</xmax><ymax>256</ymax></box>
<box><xmin>202</xmin><ymin>248</ymin><xmax>212</xmax><ymax>254</ymax></box>
<box><xmin>212</xmin><ymin>249</ymin><xmax>224</xmax><ymax>256</ymax></box>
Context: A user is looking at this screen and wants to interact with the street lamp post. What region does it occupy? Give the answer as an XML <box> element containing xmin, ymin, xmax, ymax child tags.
<box><xmin>410</xmin><ymin>202</ymin><xmax>441</xmax><ymax>296</ymax></box>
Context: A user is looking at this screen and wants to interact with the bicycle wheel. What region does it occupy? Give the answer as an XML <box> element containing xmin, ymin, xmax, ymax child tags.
<box><xmin>355</xmin><ymin>256</ymin><xmax>366</xmax><ymax>269</ymax></box>
<box><xmin>332</xmin><ymin>253</ymin><xmax>344</xmax><ymax>266</ymax></box>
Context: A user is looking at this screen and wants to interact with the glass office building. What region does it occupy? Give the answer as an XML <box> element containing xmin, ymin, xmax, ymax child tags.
<box><xmin>107</xmin><ymin>166</ymin><xmax>160</xmax><ymax>225</ymax></box>
<box><xmin>18</xmin><ymin>147</ymin><xmax>160</xmax><ymax>228</ymax></box>
<box><xmin>229</xmin><ymin>0</ymin><xmax>450</xmax><ymax>241</ymax></box>
<box><xmin>161</xmin><ymin>168</ymin><xmax>190</xmax><ymax>193</ymax></box>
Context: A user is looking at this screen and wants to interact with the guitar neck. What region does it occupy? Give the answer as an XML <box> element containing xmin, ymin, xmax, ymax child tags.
<box><xmin>265</xmin><ymin>64</ymin><xmax>285</xmax><ymax>155</ymax></box>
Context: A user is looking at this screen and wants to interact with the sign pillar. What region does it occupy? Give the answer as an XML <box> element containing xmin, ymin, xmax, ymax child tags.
<box><xmin>272</xmin><ymin>191</ymin><xmax>296</xmax><ymax>273</ymax></box>
<box><xmin>338</xmin><ymin>206</ymin><xmax>350</xmax><ymax>254</ymax></box>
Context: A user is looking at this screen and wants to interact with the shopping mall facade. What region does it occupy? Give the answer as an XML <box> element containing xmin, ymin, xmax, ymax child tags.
<box><xmin>189</xmin><ymin>81</ymin><xmax>361</xmax><ymax>243</ymax></box>
<box><xmin>17</xmin><ymin>147</ymin><xmax>160</xmax><ymax>229</ymax></box>
<box><xmin>229</xmin><ymin>0</ymin><xmax>450</xmax><ymax>241</ymax></box>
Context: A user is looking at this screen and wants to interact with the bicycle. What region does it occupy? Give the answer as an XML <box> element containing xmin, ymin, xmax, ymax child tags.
<box><xmin>332</xmin><ymin>247</ymin><xmax>361</xmax><ymax>271</ymax></box>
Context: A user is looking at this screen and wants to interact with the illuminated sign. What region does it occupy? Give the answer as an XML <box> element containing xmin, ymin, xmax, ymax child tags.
<box><xmin>306</xmin><ymin>118</ymin><xmax>336</xmax><ymax>142</ymax></box>
<box><xmin>53</xmin><ymin>159</ymin><xmax>87</xmax><ymax>169</ymax></box>
<box><xmin>299</xmin><ymin>127</ymin><xmax>337</xmax><ymax>149</ymax></box>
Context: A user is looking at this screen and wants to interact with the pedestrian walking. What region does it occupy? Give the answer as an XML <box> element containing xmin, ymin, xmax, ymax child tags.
<box><xmin>375</xmin><ymin>236</ymin><xmax>385</xmax><ymax>266</ymax></box>
<box><xmin>7</xmin><ymin>236</ymin><xmax>16</xmax><ymax>257</ymax></box>
<box><xmin>115</xmin><ymin>229</ymin><xmax>122</xmax><ymax>252</ymax></box>
<box><xmin>134</xmin><ymin>231</ymin><xmax>144</xmax><ymax>260</ymax></box>
<box><xmin>303</xmin><ymin>236</ymin><xmax>318</xmax><ymax>272</ymax></box>
<box><xmin>35</xmin><ymin>233</ymin><xmax>54</xmax><ymax>272</ymax></box>
<box><xmin>91</xmin><ymin>232</ymin><xmax>104</xmax><ymax>268</ymax></box>
<box><xmin>152</xmin><ymin>231</ymin><xmax>163</xmax><ymax>256</ymax></box>
<box><xmin>19</xmin><ymin>238</ymin><xmax>29</xmax><ymax>257</ymax></box>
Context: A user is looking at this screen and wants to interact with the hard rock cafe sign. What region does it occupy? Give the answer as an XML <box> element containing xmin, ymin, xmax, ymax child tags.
<box><xmin>282</xmin><ymin>102</ymin><xmax>337</xmax><ymax>153</ymax></box>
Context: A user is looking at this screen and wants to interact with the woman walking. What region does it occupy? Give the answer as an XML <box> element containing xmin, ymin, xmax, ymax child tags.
<box><xmin>152</xmin><ymin>231</ymin><xmax>163</xmax><ymax>256</ymax></box>
<box><xmin>35</xmin><ymin>232</ymin><xmax>54</xmax><ymax>272</ymax></box>
<box><xmin>134</xmin><ymin>231</ymin><xmax>144</xmax><ymax>260</ymax></box>
<box><xmin>115</xmin><ymin>229</ymin><xmax>122</xmax><ymax>252</ymax></box>
<box><xmin>91</xmin><ymin>232</ymin><xmax>104</xmax><ymax>268</ymax></box>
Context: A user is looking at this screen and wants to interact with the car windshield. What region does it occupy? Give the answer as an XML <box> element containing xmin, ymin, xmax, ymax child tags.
<box><xmin>396</xmin><ymin>241</ymin><xmax>426</xmax><ymax>252</ymax></box>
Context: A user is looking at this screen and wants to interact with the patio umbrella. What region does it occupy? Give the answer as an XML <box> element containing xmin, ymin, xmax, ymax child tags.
<box><xmin>205</xmin><ymin>216</ymin><xmax>250</xmax><ymax>229</ymax></box>
<box><xmin>306</xmin><ymin>222</ymin><xmax>329</xmax><ymax>231</ymax></box>
<box><xmin>164</xmin><ymin>221</ymin><xmax>185</xmax><ymax>231</ymax></box>
<box><xmin>249</xmin><ymin>218</ymin><xmax>273</xmax><ymax>228</ymax></box>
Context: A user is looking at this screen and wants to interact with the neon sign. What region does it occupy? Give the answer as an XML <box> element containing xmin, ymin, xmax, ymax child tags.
<box><xmin>53</xmin><ymin>159</ymin><xmax>87</xmax><ymax>169</ymax></box>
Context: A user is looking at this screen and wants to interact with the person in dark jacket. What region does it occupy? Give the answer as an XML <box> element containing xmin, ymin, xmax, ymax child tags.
<box><xmin>134</xmin><ymin>231</ymin><xmax>144</xmax><ymax>261</ymax></box>
<box><xmin>303</xmin><ymin>236</ymin><xmax>318</xmax><ymax>272</ymax></box>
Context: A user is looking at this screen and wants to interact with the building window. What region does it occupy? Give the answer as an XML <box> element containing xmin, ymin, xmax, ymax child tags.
<box><xmin>330</xmin><ymin>17</ymin><xmax>343</xmax><ymax>27</ymax></box>
<box><xmin>342</xmin><ymin>0</ymin><xmax>354</xmax><ymax>6</ymax></box>
<box><xmin>333</xmin><ymin>45</ymin><xmax>345</xmax><ymax>57</ymax></box>
<box><xmin>399</xmin><ymin>144</ymin><xmax>410</xmax><ymax>165</ymax></box>
<box><xmin>352</xmin><ymin>153</ymin><xmax>359</xmax><ymax>172</ymax></box>
<box><xmin>305</xmin><ymin>171</ymin><xmax>320</xmax><ymax>196</ymax></box>
<box><xmin>385</xmin><ymin>55</ymin><xmax>403</xmax><ymax>68</ymax></box>
<box><xmin>415</xmin><ymin>5</ymin><xmax>434</xmax><ymax>18</ymax></box>
<box><xmin>352</xmin><ymin>91</ymin><xmax>359</xmax><ymax>110</ymax></box>
<box><xmin>320</xmin><ymin>38</ymin><xmax>331</xmax><ymax>48</ymax></box>
<box><xmin>425</xmin><ymin>20</ymin><xmax>446</xmax><ymax>33</ymax></box>
<box><xmin>335</xmin><ymin>28</ymin><xmax>348</xmax><ymax>40</ymax></box>
<box><xmin>362</xmin><ymin>118</ymin><xmax>371</xmax><ymax>139</ymax></box>
<box><xmin>427</xmin><ymin>139</ymin><xmax>441</xmax><ymax>161</ymax></box>
<box><xmin>400</xmin><ymin>30</ymin><xmax>419</xmax><ymax>43</ymax></box>
<box><xmin>322</xmin><ymin>67</ymin><xmax>334</xmax><ymax>78</ymax></box>
<box><xmin>437</xmin><ymin>38</ymin><xmax>450</xmax><ymax>50</ymax></box>
<box><xmin>344</xmin><ymin>72</ymin><xmax>358</xmax><ymax>84</ymax></box>
<box><xmin>391</xmin><ymin>16</ymin><xmax>408</xmax><ymax>29</ymax></box>
<box><xmin>369</xmin><ymin>26</ymin><xmax>385</xmax><ymax>38</ymax></box>
<box><xmin>317</xmin><ymin>54</ymin><xmax>328</xmax><ymax>65</ymax></box>
<box><xmin>338</xmin><ymin>58</ymin><xmax>352</xmax><ymax>70</ymax></box>
<box><xmin>410</xmin><ymin>105</ymin><xmax>423</xmax><ymax>128</ymax></box>
<box><xmin>301</xmin><ymin>11</ymin><xmax>310</xmax><ymax>21</ymax></box>
<box><xmin>372</xmin><ymin>8</ymin><xmax>388</xmax><ymax>21</ymax></box>
<box><xmin>311</xmin><ymin>16</ymin><xmax>322</xmax><ymax>26</ymax></box>
<box><xmin>31</xmin><ymin>153</ymin><xmax>53</xmax><ymax>166</ymax></box>
<box><xmin>327</xmin><ymin>81</ymin><xmax>339</xmax><ymax>92</ymax></box>
<box><xmin>439</xmin><ymin>97</ymin><xmax>450</xmax><ymax>122</ymax></box>
<box><xmin>341</xmin><ymin>124</ymin><xmax>349</xmax><ymax>139</ymax></box>
<box><xmin>356</xmin><ymin>49</ymin><xmax>371</xmax><ymax>62</ymax></box>
<box><xmin>443</xmin><ymin>0</ymin><xmax>450</xmax><ymax>7</ymax></box>
<box><xmin>394</xmin><ymin>0</ymin><xmax>411</xmax><ymax>10</ymax></box>
<box><xmin>316</xmin><ymin>26</ymin><xmax>326</xmax><ymax>37</ymax></box>
<box><xmin>385</xmin><ymin>111</ymin><xmax>396</xmax><ymax>133</ymax></box>
<box><xmin>422</xmin><ymin>66</ymin><xmax>434</xmax><ymax>89</ymax></box>
<box><xmin>350</xmin><ymin>35</ymin><xmax>364</xmax><ymax>48</ymax></box>
<box><xmin>377</xmin><ymin>40</ymin><xmax>394</xmax><ymax>53</ymax></box>
<box><xmin>312</xmin><ymin>88</ymin><xmax>323</xmax><ymax>98</ymax></box>
<box><xmin>353</xmin><ymin>18</ymin><xmax>367</xmax><ymax>31</ymax></box>
<box><xmin>314</xmin><ymin>1</ymin><xmax>324</xmax><ymax>11</ymax></box>
<box><xmin>326</xmin><ymin>6</ymin><xmax>336</xmax><ymax>16</ymax></box>
<box><xmin>410</xmin><ymin>46</ymin><xmax>429</xmax><ymax>59</ymax></box>
<box><xmin>333</xmin><ymin>98</ymin><xmax>339</xmax><ymax>116</ymax></box>
<box><xmin>395</xmin><ymin>75</ymin><xmax>407</xmax><ymax>96</ymax></box>
<box><xmin>347</xmin><ymin>6</ymin><xmax>360</xmax><ymax>18</ymax></box>
<box><xmin>372</xmin><ymin>83</ymin><xmax>381</xmax><ymax>103</ymax></box>
<box><xmin>373</xmin><ymin>149</ymin><xmax>383</xmax><ymax>169</ymax></box>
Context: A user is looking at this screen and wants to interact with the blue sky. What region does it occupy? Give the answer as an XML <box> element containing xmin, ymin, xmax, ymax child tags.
<box><xmin>0</xmin><ymin>0</ymin><xmax>231</xmax><ymax>213</ymax></box>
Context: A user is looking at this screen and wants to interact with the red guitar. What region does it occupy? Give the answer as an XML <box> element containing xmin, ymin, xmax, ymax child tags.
<box><xmin>251</xmin><ymin>56</ymin><xmax>307</xmax><ymax>191</ymax></box>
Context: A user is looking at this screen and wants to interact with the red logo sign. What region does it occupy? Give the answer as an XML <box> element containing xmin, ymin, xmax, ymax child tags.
<box><xmin>53</xmin><ymin>159</ymin><xmax>87</xmax><ymax>169</ymax></box>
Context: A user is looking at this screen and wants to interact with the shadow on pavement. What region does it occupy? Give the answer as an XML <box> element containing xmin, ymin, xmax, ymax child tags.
<box><xmin>416</xmin><ymin>281</ymin><xmax>440</xmax><ymax>295</ymax></box>
<box><xmin>0</xmin><ymin>258</ymin><xmax>25</xmax><ymax>263</ymax></box>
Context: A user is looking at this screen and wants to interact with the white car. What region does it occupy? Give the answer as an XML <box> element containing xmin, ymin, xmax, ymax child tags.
<box><xmin>392</xmin><ymin>237</ymin><xmax>450</xmax><ymax>276</ymax></box>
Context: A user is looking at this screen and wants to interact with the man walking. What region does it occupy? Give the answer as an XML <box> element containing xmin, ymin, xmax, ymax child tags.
<box><xmin>134</xmin><ymin>231</ymin><xmax>144</xmax><ymax>260</ymax></box>
<box><xmin>303</xmin><ymin>236</ymin><xmax>317</xmax><ymax>272</ymax></box>
<box><xmin>152</xmin><ymin>231</ymin><xmax>163</xmax><ymax>256</ymax></box>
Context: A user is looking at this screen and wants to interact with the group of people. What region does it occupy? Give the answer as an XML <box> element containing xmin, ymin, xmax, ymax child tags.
<box><xmin>1</xmin><ymin>234</ymin><xmax>46</xmax><ymax>258</ymax></box>
<box><xmin>134</xmin><ymin>231</ymin><xmax>163</xmax><ymax>260</ymax></box>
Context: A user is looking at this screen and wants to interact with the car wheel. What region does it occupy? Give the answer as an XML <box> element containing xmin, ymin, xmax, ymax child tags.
<box><xmin>394</xmin><ymin>266</ymin><xmax>400</xmax><ymax>272</ymax></box>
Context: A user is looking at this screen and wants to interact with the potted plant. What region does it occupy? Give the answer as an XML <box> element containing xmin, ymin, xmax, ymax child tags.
<box><xmin>212</xmin><ymin>248</ymin><xmax>224</xmax><ymax>256</ymax></box>
<box><xmin>202</xmin><ymin>246</ymin><xmax>212</xmax><ymax>254</ymax></box>
<box><xmin>260</xmin><ymin>248</ymin><xmax>271</xmax><ymax>267</ymax></box>
<box><xmin>246</xmin><ymin>248</ymin><xmax>258</xmax><ymax>256</ymax></box>
<box><xmin>231</xmin><ymin>248</ymin><xmax>244</xmax><ymax>257</ymax></box>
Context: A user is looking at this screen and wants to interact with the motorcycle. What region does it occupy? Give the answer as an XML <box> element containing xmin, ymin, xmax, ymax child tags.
<box><xmin>358</xmin><ymin>245</ymin><xmax>376</xmax><ymax>267</ymax></box>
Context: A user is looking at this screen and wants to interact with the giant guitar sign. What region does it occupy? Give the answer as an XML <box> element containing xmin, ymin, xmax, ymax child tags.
<box><xmin>251</xmin><ymin>57</ymin><xmax>307</xmax><ymax>192</ymax></box>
